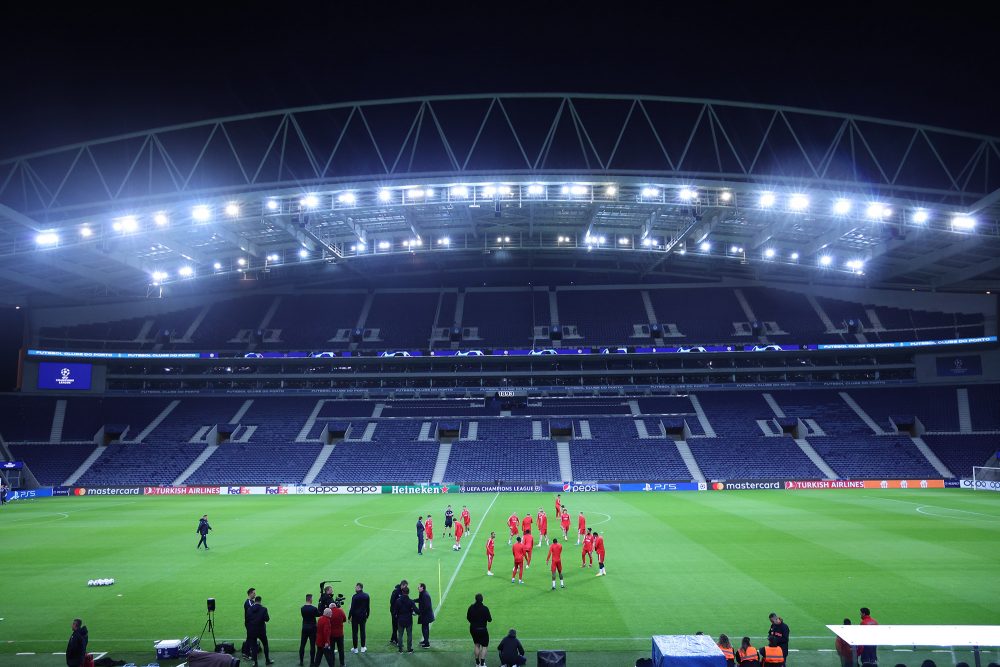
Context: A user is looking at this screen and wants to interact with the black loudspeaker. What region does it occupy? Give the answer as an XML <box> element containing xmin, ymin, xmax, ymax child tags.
<box><xmin>215</xmin><ymin>641</ymin><xmax>235</xmax><ymax>654</ymax></box>
<box><xmin>207</xmin><ymin>597</ymin><xmax>216</xmax><ymax>612</ymax></box>
<box><xmin>351</xmin><ymin>328</ymin><xmax>363</xmax><ymax>342</ymax></box>
<box><xmin>538</xmin><ymin>650</ymin><xmax>567</xmax><ymax>666</ymax></box>
<box><xmin>450</xmin><ymin>327</ymin><xmax>462</xmax><ymax>342</ymax></box>
<box><xmin>649</xmin><ymin>323</ymin><xmax>662</xmax><ymax>338</ymax></box>
<box><xmin>846</xmin><ymin>319</ymin><xmax>862</xmax><ymax>334</ymax></box>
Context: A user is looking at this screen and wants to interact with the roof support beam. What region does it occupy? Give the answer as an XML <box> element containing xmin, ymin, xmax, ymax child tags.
<box><xmin>272</xmin><ymin>214</ymin><xmax>342</xmax><ymax>258</ymax></box>
<box><xmin>877</xmin><ymin>237</ymin><xmax>979</xmax><ymax>281</ymax></box>
<box><xmin>967</xmin><ymin>187</ymin><xmax>1000</xmax><ymax>215</ymax></box>
<box><xmin>213</xmin><ymin>227</ymin><xmax>260</xmax><ymax>257</ymax></box>
<box><xmin>0</xmin><ymin>203</ymin><xmax>42</xmax><ymax>232</ymax></box>
<box><xmin>0</xmin><ymin>267</ymin><xmax>80</xmax><ymax>300</ymax></box>
<box><xmin>933</xmin><ymin>255</ymin><xmax>1000</xmax><ymax>288</ymax></box>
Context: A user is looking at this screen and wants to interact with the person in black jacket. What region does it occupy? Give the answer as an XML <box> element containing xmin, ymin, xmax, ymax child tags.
<box><xmin>498</xmin><ymin>628</ymin><xmax>527</xmax><ymax>666</ymax></box>
<box><xmin>389</xmin><ymin>579</ymin><xmax>407</xmax><ymax>646</ymax></box>
<box><xmin>767</xmin><ymin>612</ymin><xmax>790</xmax><ymax>660</ymax></box>
<box><xmin>467</xmin><ymin>593</ymin><xmax>493</xmax><ymax>667</ymax></box>
<box><xmin>348</xmin><ymin>582</ymin><xmax>370</xmax><ymax>654</ymax></box>
<box><xmin>66</xmin><ymin>618</ymin><xmax>89</xmax><ymax>667</ymax></box>
<box><xmin>248</xmin><ymin>596</ymin><xmax>273</xmax><ymax>666</ymax></box>
<box><xmin>196</xmin><ymin>514</ymin><xmax>211</xmax><ymax>549</ymax></box>
<box><xmin>298</xmin><ymin>593</ymin><xmax>320</xmax><ymax>667</ymax></box>
<box><xmin>393</xmin><ymin>585</ymin><xmax>417</xmax><ymax>653</ymax></box>
<box><xmin>318</xmin><ymin>582</ymin><xmax>335</xmax><ymax>611</ymax></box>
<box><xmin>416</xmin><ymin>583</ymin><xmax>435</xmax><ymax>648</ymax></box>
<box><xmin>242</xmin><ymin>588</ymin><xmax>256</xmax><ymax>659</ymax></box>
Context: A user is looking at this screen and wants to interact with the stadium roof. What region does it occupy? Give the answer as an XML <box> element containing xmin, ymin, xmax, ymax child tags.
<box><xmin>2</xmin><ymin>94</ymin><xmax>998</xmax><ymax>305</ymax></box>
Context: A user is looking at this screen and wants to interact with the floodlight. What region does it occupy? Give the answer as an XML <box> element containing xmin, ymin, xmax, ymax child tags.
<box><xmin>679</xmin><ymin>187</ymin><xmax>697</xmax><ymax>201</ymax></box>
<box><xmin>425</xmin><ymin>188</ymin><xmax>435</xmax><ymax>197</ymax></box>
<box><xmin>730</xmin><ymin>245</ymin><xmax>740</xmax><ymax>253</ymax></box>
<box><xmin>338</xmin><ymin>192</ymin><xmax>356</xmax><ymax>204</ymax></box>
<box><xmin>112</xmin><ymin>221</ymin><xmax>122</xmax><ymax>232</ymax></box>
<box><xmin>641</xmin><ymin>238</ymin><xmax>652</xmax><ymax>247</ymax></box>
<box><xmin>866</xmin><ymin>202</ymin><xmax>889</xmax><ymax>219</ymax></box>
<box><xmin>438</xmin><ymin>237</ymin><xmax>451</xmax><ymax>246</ymax></box>
<box><xmin>597</xmin><ymin>235</ymin><xmax>606</xmax><ymax>244</ymax></box>
<box><xmin>266</xmin><ymin>199</ymin><xmax>279</xmax><ymax>211</ymax></box>
<box><xmin>528</xmin><ymin>184</ymin><xmax>545</xmax><ymax>195</ymax></box>
<box><xmin>378</xmin><ymin>189</ymin><xmax>392</xmax><ymax>202</ymax></box>
<box><xmin>676</xmin><ymin>246</ymin><xmax>685</xmax><ymax>254</ymax></box>
<box><xmin>267</xmin><ymin>254</ymin><xmax>279</xmax><ymax>262</ymax></box>
<box><xmin>819</xmin><ymin>255</ymin><xmax>833</xmax><ymax>266</ymax></box>
<box><xmin>788</xmin><ymin>194</ymin><xmax>809</xmax><ymax>210</ymax></box>
<box><xmin>833</xmin><ymin>198</ymin><xmax>852</xmax><ymax>215</ymax></box>
<box><xmin>951</xmin><ymin>215</ymin><xmax>976</xmax><ymax>230</ymax></box>
<box><xmin>406</xmin><ymin>189</ymin><xmax>424</xmax><ymax>199</ymax></box>
<box><xmin>759</xmin><ymin>192</ymin><xmax>776</xmax><ymax>207</ymax></box>
<box><xmin>641</xmin><ymin>187</ymin><xmax>660</xmax><ymax>198</ymax></box>
<box><xmin>80</xmin><ymin>226</ymin><xmax>93</xmax><ymax>238</ymax></box>
<box><xmin>378</xmin><ymin>240</ymin><xmax>391</xmax><ymax>250</ymax></box>
<box><xmin>570</xmin><ymin>185</ymin><xmax>587</xmax><ymax>196</ymax></box>
<box><xmin>300</xmin><ymin>194</ymin><xmax>319</xmax><ymax>208</ymax></box>
<box><xmin>36</xmin><ymin>232</ymin><xmax>59</xmax><ymax>246</ymax></box>
<box><xmin>498</xmin><ymin>185</ymin><xmax>512</xmax><ymax>196</ymax></box>
<box><xmin>764</xmin><ymin>248</ymin><xmax>776</xmax><ymax>259</ymax></box>
<box><xmin>720</xmin><ymin>191</ymin><xmax>732</xmax><ymax>202</ymax></box>
<box><xmin>700</xmin><ymin>241</ymin><xmax>711</xmax><ymax>252</ymax></box>
<box><xmin>178</xmin><ymin>266</ymin><xmax>194</xmax><ymax>278</ymax></box>
<box><xmin>154</xmin><ymin>212</ymin><xmax>169</xmax><ymax>226</ymax></box>
<box><xmin>151</xmin><ymin>271</ymin><xmax>168</xmax><ymax>282</ymax></box>
<box><xmin>225</xmin><ymin>202</ymin><xmax>240</xmax><ymax>217</ymax></box>
<box><xmin>213</xmin><ymin>262</ymin><xmax>222</xmax><ymax>270</ymax></box>
<box><xmin>504</xmin><ymin>236</ymin><xmax>511</xmax><ymax>243</ymax></box>
<box><xmin>356</xmin><ymin>241</ymin><xmax>366</xmax><ymax>250</ymax></box>
<box><xmin>237</xmin><ymin>258</ymin><xmax>246</xmax><ymax>266</ymax></box>
<box><xmin>451</xmin><ymin>185</ymin><xmax>469</xmax><ymax>198</ymax></box>
<box><xmin>846</xmin><ymin>259</ymin><xmax>864</xmax><ymax>270</ymax></box>
<box><xmin>298</xmin><ymin>249</ymin><xmax>309</xmax><ymax>258</ymax></box>
<box><xmin>604</xmin><ymin>185</ymin><xmax>617</xmax><ymax>196</ymax></box>
<box><xmin>192</xmin><ymin>206</ymin><xmax>211</xmax><ymax>222</ymax></box>
<box><xmin>912</xmin><ymin>209</ymin><xmax>929</xmax><ymax>224</ymax></box>
<box><xmin>483</xmin><ymin>186</ymin><xmax>498</xmax><ymax>197</ymax></box>
<box><xmin>619</xmin><ymin>237</ymin><xmax>629</xmax><ymax>245</ymax></box>
<box><xmin>790</xmin><ymin>252</ymin><xmax>800</xmax><ymax>260</ymax></box>
<box><xmin>119</xmin><ymin>215</ymin><xmax>139</xmax><ymax>232</ymax></box>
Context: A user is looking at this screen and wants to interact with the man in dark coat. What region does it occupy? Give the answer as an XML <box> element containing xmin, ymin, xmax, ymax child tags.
<box><xmin>242</xmin><ymin>588</ymin><xmax>256</xmax><ymax>659</ymax></box>
<box><xmin>248</xmin><ymin>596</ymin><xmax>273</xmax><ymax>666</ymax></box>
<box><xmin>416</xmin><ymin>516</ymin><xmax>425</xmax><ymax>555</ymax></box>
<box><xmin>196</xmin><ymin>515</ymin><xmax>212</xmax><ymax>549</ymax></box>
<box><xmin>298</xmin><ymin>593</ymin><xmax>320</xmax><ymax>667</ymax></box>
<box><xmin>66</xmin><ymin>618</ymin><xmax>89</xmax><ymax>667</ymax></box>
<box><xmin>416</xmin><ymin>583</ymin><xmax>435</xmax><ymax>648</ymax></box>
<box><xmin>388</xmin><ymin>579</ymin><xmax>407</xmax><ymax>646</ymax></box>
<box><xmin>497</xmin><ymin>628</ymin><xmax>527</xmax><ymax>666</ymax></box>
<box><xmin>348</xmin><ymin>582</ymin><xmax>370</xmax><ymax>654</ymax></box>
<box><xmin>393</xmin><ymin>584</ymin><xmax>417</xmax><ymax>653</ymax></box>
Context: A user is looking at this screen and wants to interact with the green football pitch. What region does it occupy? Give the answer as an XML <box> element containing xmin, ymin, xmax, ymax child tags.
<box><xmin>1</xmin><ymin>490</ymin><xmax>998</xmax><ymax>667</ymax></box>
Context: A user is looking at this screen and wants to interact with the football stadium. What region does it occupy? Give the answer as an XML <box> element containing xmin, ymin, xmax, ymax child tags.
<box><xmin>1</xmin><ymin>93</ymin><xmax>999</xmax><ymax>667</ymax></box>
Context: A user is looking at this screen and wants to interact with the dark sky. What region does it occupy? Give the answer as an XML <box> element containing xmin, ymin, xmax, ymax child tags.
<box><xmin>2</xmin><ymin>3</ymin><xmax>998</xmax><ymax>159</ymax></box>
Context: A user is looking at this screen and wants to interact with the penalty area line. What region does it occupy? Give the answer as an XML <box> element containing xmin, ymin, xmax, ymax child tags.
<box><xmin>434</xmin><ymin>492</ymin><xmax>499</xmax><ymax>617</ymax></box>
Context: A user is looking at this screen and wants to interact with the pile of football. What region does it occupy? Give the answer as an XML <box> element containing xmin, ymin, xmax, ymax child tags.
<box><xmin>87</xmin><ymin>578</ymin><xmax>116</xmax><ymax>586</ymax></box>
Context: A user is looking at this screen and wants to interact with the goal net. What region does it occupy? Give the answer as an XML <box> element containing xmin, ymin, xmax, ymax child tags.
<box><xmin>972</xmin><ymin>466</ymin><xmax>1000</xmax><ymax>485</ymax></box>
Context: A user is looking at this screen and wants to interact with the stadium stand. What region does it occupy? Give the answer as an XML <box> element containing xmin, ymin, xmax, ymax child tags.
<box><xmin>556</xmin><ymin>289</ymin><xmax>648</xmax><ymax>344</ymax></box>
<box><xmin>461</xmin><ymin>290</ymin><xmax>538</xmax><ymax>348</ymax></box>
<box><xmin>445</xmin><ymin>419</ymin><xmax>561</xmax><ymax>482</ymax></box>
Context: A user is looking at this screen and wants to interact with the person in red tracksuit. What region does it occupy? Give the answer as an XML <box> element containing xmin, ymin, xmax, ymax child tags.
<box><xmin>536</xmin><ymin>507</ymin><xmax>548</xmax><ymax>545</ymax></box>
<box><xmin>485</xmin><ymin>531</ymin><xmax>496</xmax><ymax>576</ymax></box>
<box><xmin>560</xmin><ymin>508</ymin><xmax>570</xmax><ymax>540</ymax></box>
<box><xmin>522</xmin><ymin>530</ymin><xmax>534</xmax><ymax>567</ymax></box>
<box><xmin>462</xmin><ymin>506</ymin><xmax>471</xmax><ymax>532</ymax></box>
<box><xmin>507</xmin><ymin>512</ymin><xmax>519</xmax><ymax>545</ymax></box>
<box><xmin>593</xmin><ymin>531</ymin><xmax>606</xmax><ymax>575</ymax></box>
<box><xmin>511</xmin><ymin>536</ymin><xmax>525</xmax><ymax>583</ymax></box>
<box><xmin>546</xmin><ymin>538</ymin><xmax>564</xmax><ymax>589</ymax></box>
<box><xmin>454</xmin><ymin>520</ymin><xmax>465</xmax><ymax>550</ymax></box>
<box><xmin>576</xmin><ymin>511</ymin><xmax>586</xmax><ymax>544</ymax></box>
<box><xmin>581</xmin><ymin>528</ymin><xmax>594</xmax><ymax>567</ymax></box>
<box><xmin>425</xmin><ymin>514</ymin><xmax>434</xmax><ymax>550</ymax></box>
<box><xmin>521</xmin><ymin>512</ymin><xmax>532</xmax><ymax>538</ymax></box>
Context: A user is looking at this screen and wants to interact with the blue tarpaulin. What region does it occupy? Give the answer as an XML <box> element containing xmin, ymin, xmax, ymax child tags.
<box><xmin>652</xmin><ymin>635</ymin><xmax>725</xmax><ymax>667</ymax></box>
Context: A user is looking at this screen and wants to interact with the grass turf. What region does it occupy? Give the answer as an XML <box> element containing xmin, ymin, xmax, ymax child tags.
<box><xmin>0</xmin><ymin>489</ymin><xmax>998</xmax><ymax>666</ymax></box>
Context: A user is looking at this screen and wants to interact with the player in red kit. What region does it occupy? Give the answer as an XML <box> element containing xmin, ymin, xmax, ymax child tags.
<box><xmin>576</xmin><ymin>511</ymin><xmax>586</xmax><ymax>544</ymax></box>
<box><xmin>486</xmin><ymin>531</ymin><xmax>496</xmax><ymax>576</ymax></box>
<box><xmin>554</xmin><ymin>494</ymin><xmax>562</xmax><ymax>516</ymax></box>
<box><xmin>522</xmin><ymin>530</ymin><xmax>534</xmax><ymax>567</ymax></box>
<box><xmin>536</xmin><ymin>507</ymin><xmax>548</xmax><ymax>545</ymax></box>
<box><xmin>546</xmin><ymin>538</ymin><xmax>564</xmax><ymax>589</ymax></box>
<box><xmin>511</xmin><ymin>536</ymin><xmax>525</xmax><ymax>584</ymax></box>
<box><xmin>581</xmin><ymin>527</ymin><xmax>594</xmax><ymax>567</ymax></box>
<box><xmin>453</xmin><ymin>520</ymin><xmax>464</xmax><ymax>550</ymax></box>
<box><xmin>521</xmin><ymin>513</ymin><xmax>532</xmax><ymax>539</ymax></box>
<box><xmin>507</xmin><ymin>512</ymin><xmax>519</xmax><ymax>545</ymax></box>
<box><xmin>593</xmin><ymin>531</ymin><xmax>606</xmax><ymax>575</ymax></box>
<box><xmin>425</xmin><ymin>514</ymin><xmax>434</xmax><ymax>550</ymax></box>
<box><xmin>461</xmin><ymin>505</ymin><xmax>471</xmax><ymax>532</ymax></box>
<box><xmin>560</xmin><ymin>508</ymin><xmax>571</xmax><ymax>540</ymax></box>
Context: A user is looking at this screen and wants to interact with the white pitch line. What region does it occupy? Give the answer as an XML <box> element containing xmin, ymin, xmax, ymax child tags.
<box><xmin>434</xmin><ymin>492</ymin><xmax>499</xmax><ymax>617</ymax></box>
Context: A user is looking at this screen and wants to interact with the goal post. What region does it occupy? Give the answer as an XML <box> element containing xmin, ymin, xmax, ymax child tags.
<box><xmin>972</xmin><ymin>466</ymin><xmax>1000</xmax><ymax>485</ymax></box>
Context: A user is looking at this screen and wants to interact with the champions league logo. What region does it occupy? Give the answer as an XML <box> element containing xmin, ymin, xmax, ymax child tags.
<box><xmin>55</xmin><ymin>367</ymin><xmax>76</xmax><ymax>386</ymax></box>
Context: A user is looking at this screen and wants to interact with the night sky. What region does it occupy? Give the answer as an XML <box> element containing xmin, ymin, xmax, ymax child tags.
<box><xmin>0</xmin><ymin>3</ymin><xmax>997</xmax><ymax>389</ymax></box>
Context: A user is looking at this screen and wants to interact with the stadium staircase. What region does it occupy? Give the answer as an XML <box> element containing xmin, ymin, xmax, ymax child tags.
<box><xmin>296</xmin><ymin>399</ymin><xmax>327</xmax><ymax>442</ymax></box>
<box><xmin>687</xmin><ymin>395</ymin><xmax>717</xmax><ymax>437</ymax></box>
<box><xmin>173</xmin><ymin>446</ymin><xmax>219</xmax><ymax>485</ymax></box>
<box><xmin>793</xmin><ymin>438</ymin><xmax>838</xmax><ymax>479</ymax></box>
<box><xmin>303</xmin><ymin>444</ymin><xmax>337</xmax><ymax>484</ymax></box>
<box><xmin>909</xmin><ymin>437</ymin><xmax>954</xmax><ymax>478</ymax></box>
<box><xmin>672</xmin><ymin>439</ymin><xmax>705</xmax><ymax>483</ymax></box>
<box><xmin>63</xmin><ymin>446</ymin><xmax>105</xmax><ymax>486</ymax></box>
<box><xmin>49</xmin><ymin>400</ymin><xmax>66</xmax><ymax>444</ymax></box>
<box><xmin>431</xmin><ymin>442</ymin><xmax>452</xmax><ymax>483</ymax></box>
<box><xmin>131</xmin><ymin>400</ymin><xmax>180</xmax><ymax>442</ymax></box>
<box><xmin>839</xmin><ymin>392</ymin><xmax>885</xmax><ymax>434</ymax></box>
<box><xmin>957</xmin><ymin>388</ymin><xmax>973</xmax><ymax>433</ymax></box>
<box><xmin>577</xmin><ymin>420</ymin><xmax>592</xmax><ymax>439</ymax></box>
<box><xmin>806</xmin><ymin>294</ymin><xmax>839</xmax><ymax>332</ymax></box>
<box><xmin>556</xmin><ymin>441</ymin><xmax>573</xmax><ymax>481</ymax></box>
<box><xmin>634</xmin><ymin>419</ymin><xmax>649</xmax><ymax>438</ymax></box>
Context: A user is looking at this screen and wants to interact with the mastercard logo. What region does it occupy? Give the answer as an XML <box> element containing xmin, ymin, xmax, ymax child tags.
<box><xmin>74</xmin><ymin>488</ymin><xmax>87</xmax><ymax>495</ymax></box>
<box><xmin>711</xmin><ymin>482</ymin><xmax>725</xmax><ymax>491</ymax></box>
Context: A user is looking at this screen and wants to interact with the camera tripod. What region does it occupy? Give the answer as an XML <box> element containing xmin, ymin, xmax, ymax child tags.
<box><xmin>199</xmin><ymin>610</ymin><xmax>217</xmax><ymax>650</ymax></box>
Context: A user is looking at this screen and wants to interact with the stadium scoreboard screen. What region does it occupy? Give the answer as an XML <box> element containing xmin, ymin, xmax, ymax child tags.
<box><xmin>37</xmin><ymin>362</ymin><xmax>93</xmax><ymax>390</ymax></box>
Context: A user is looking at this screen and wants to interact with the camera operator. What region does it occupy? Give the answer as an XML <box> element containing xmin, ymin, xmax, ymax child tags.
<box><xmin>348</xmin><ymin>582</ymin><xmax>370</xmax><ymax>654</ymax></box>
<box><xmin>319</xmin><ymin>581</ymin><xmax>335</xmax><ymax>611</ymax></box>
<box><xmin>298</xmin><ymin>593</ymin><xmax>320</xmax><ymax>667</ymax></box>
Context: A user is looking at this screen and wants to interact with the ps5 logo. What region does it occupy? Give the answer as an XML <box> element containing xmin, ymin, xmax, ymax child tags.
<box><xmin>55</xmin><ymin>367</ymin><xmax>75</xmax><ymax>385</ymax></box>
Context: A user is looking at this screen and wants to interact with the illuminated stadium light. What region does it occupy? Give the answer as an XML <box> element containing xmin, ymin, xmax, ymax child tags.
<box><xmin>297</xmin><ymin>248</ymin><xmax>309</xmax><ymax>258</ymax></box>
<box><xmin>483</xmin><ymin>186</ymin><xmax>498</xmax><ymax>197</ymax></box>
<box><xmin>569</xmin><ymin>185</ymin><xmax>588</xmax><ymax>196</ymax></box>
<box><xmin>406</xmin><ymin>189</ymin><xmax>424</xmax><ymax>199</ymax></box>
<box><xmin>604</xmin><ymin>185</ymin><xmax>617</xmax><ymax>196</ymax></box>
<box><xmin>237</xmin><ymin>257</ymin><xmax>246</xmax><ymax>266</ymax></box>
<box><xmin>79</xmin><ymin>226</ymin><xmax>93</xmax><ymax>238</ymax></box>
<box><xmin>438</xmin><ymin>237</ymin><xmax>451</xmax><ymax>246</ymax></box>
<box><xmin>819</xmin><ymin>255</ymin><xmax>833</xmax><ymax>267</ymax></box>
<box><xmin>788</xmin><ymin>194</ymin><xmax>809</xmax><ymax>210</ymax></box>
<box><xmin>403</xmin><ymin>240</ymin><xmax>412</xmax><ymax>248</ymax></box>
<box><xmin>641</xmin><ymin>238</ymin><xmax>652</xmax><ymax>247</ymax></box>
<box><xmin>618</xmin><ymin>237</ymin><xmax>629</xmax><ymax>245</ymax></box>
<box><xmin>151</xmin><ymin>271</ymin><xmax>168</xmax><ymax>283</ymax></box>
<box><xmin>764</xmin><ymin>248</ymin><xmax>776</xmax><ymax>259</ymax></box>
<box><xmin>700</xmin><ymin>241</ymin><xmax>711</xmax><ymax>252</ymax></box>
<box><xmin>36</xmin><ymin>231</ymin><xmax>59</xmax><ymax>246</ymax></box>
<box><xmin>192</xmin><ymin>205</ymin><xmax>211</xmax><ymax>222</ymax></box>
<box><xmin>595</xmin><ymin>235</ymin><xmax>605</xmax><ymax>244</ymax></box>
<box><xmin>641</xmin><ymin>187</ymin><xmax>660</xmax><ymax>198</ymax></box>
<box><xmin>178</xmin><ymin>266</ymin><xmax>194</xmax><ymax>278</ymax></box>
<box><xmin>266</xmin><ymin>254</ymin><xmax>279</xmax><ymax>262</ymax></box>
<box><xmin>720</xmin><ymin>190</ymin><xmax>732</xmax><ymax>202</ymax></box>
<box><xmin>951</xmin><ymin>215</ymin><xmax>976</xmax><ymax>230</ymax></box>
<box><xmin>266</xmin><ymin>199</ymin><xmax>279</xmax><ymax>211</ymax></box>
<box><xmin>337</xmin><ymin>192</ymin><xmax>357</xmax><ymax>204</ymax></box>
<box><xmin>225</xmin><ymin>202</ymin><xmax>240</xmax><ymax>217</ymax></box>
<box><xmin>117</xmin><ymin>215</ymin><xmax>139</xmax><ymax>232</ymax></box>
<box><xmin>451</xmin><ymin>185</ymin><xmax>469</xmax><ymax>198</ymax></box>
<box><xmin>759</xmin><ymin>192</ymin><xmax>776</xmax><ymax>208</ymax></box>
<box><xmin>213</xmin><ymin>262</ymin><xmax>222</xmax><ymax>270</ymax></box>
<box><xmin>557</xmin><ymin>236</ymin><xmax>568</xmax><ymax>243</ymax></box>
<box><xmin>730</xmin><ymin>245</ymin><xmax>742</xmax><ymax>253</ymax></box>
<box><xmin>912</xmin><ymin>209</ymin><xmax>930</xmax><ymax>224</ymax></box>
<box><xmin>154</xmin><ymin>212</ymin><xmax>169</xmax><ymax>226</ymax></box>
<box><xmin>676</xmin><ymin>246</ymin><xmax>685</xmax><ymax>255</ymax></box>
<box><xmin>527</xmin><ymin>184</ymin><xmax>545</xmax><ymax>196</ymax></box>
<box><xmin>678</xmin><ymin>187</ymin><xmax>697</xmax><ymax>201</ymax></box>
<box><xmin>356</xmin><ymin>241</ymin><xmax>366</xmax><ymax>250</ymax></box>
<box><xmin>378</xmin><ymin>240</ymin><xmax>391</xmax><ymax>250</ymax></box>
<box><xmin>300</xmin><ymin>194</ymin><xmax>320</xmax><ymax>208</ymax></box>
<box><xmin>378</xmin><ymin>189</ymin><xmax>392</xmax><ymax>202</ymax></box>
<box><xmin>866</xmin><ymin>202</ymin><xmax>890</xmax><ymax>219</ymax></box>
<box><xmin>425</xmin><ymin>188</ymin><xmax>435</xmax><ymax>197</ymax></box>
<box><xmin>790</xmin><ymin>251</ymin><xmax>800</xmax><ymax>261</ymax></box>
<box><xmin>846</xmin><ymin>259</ymin><xmax>864</xmax><ymax>271</ymax></box>
<box><xmin>833</xmin><ymin>198</ymin><xmax>852</xmax><ymax>215</ymax></box>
